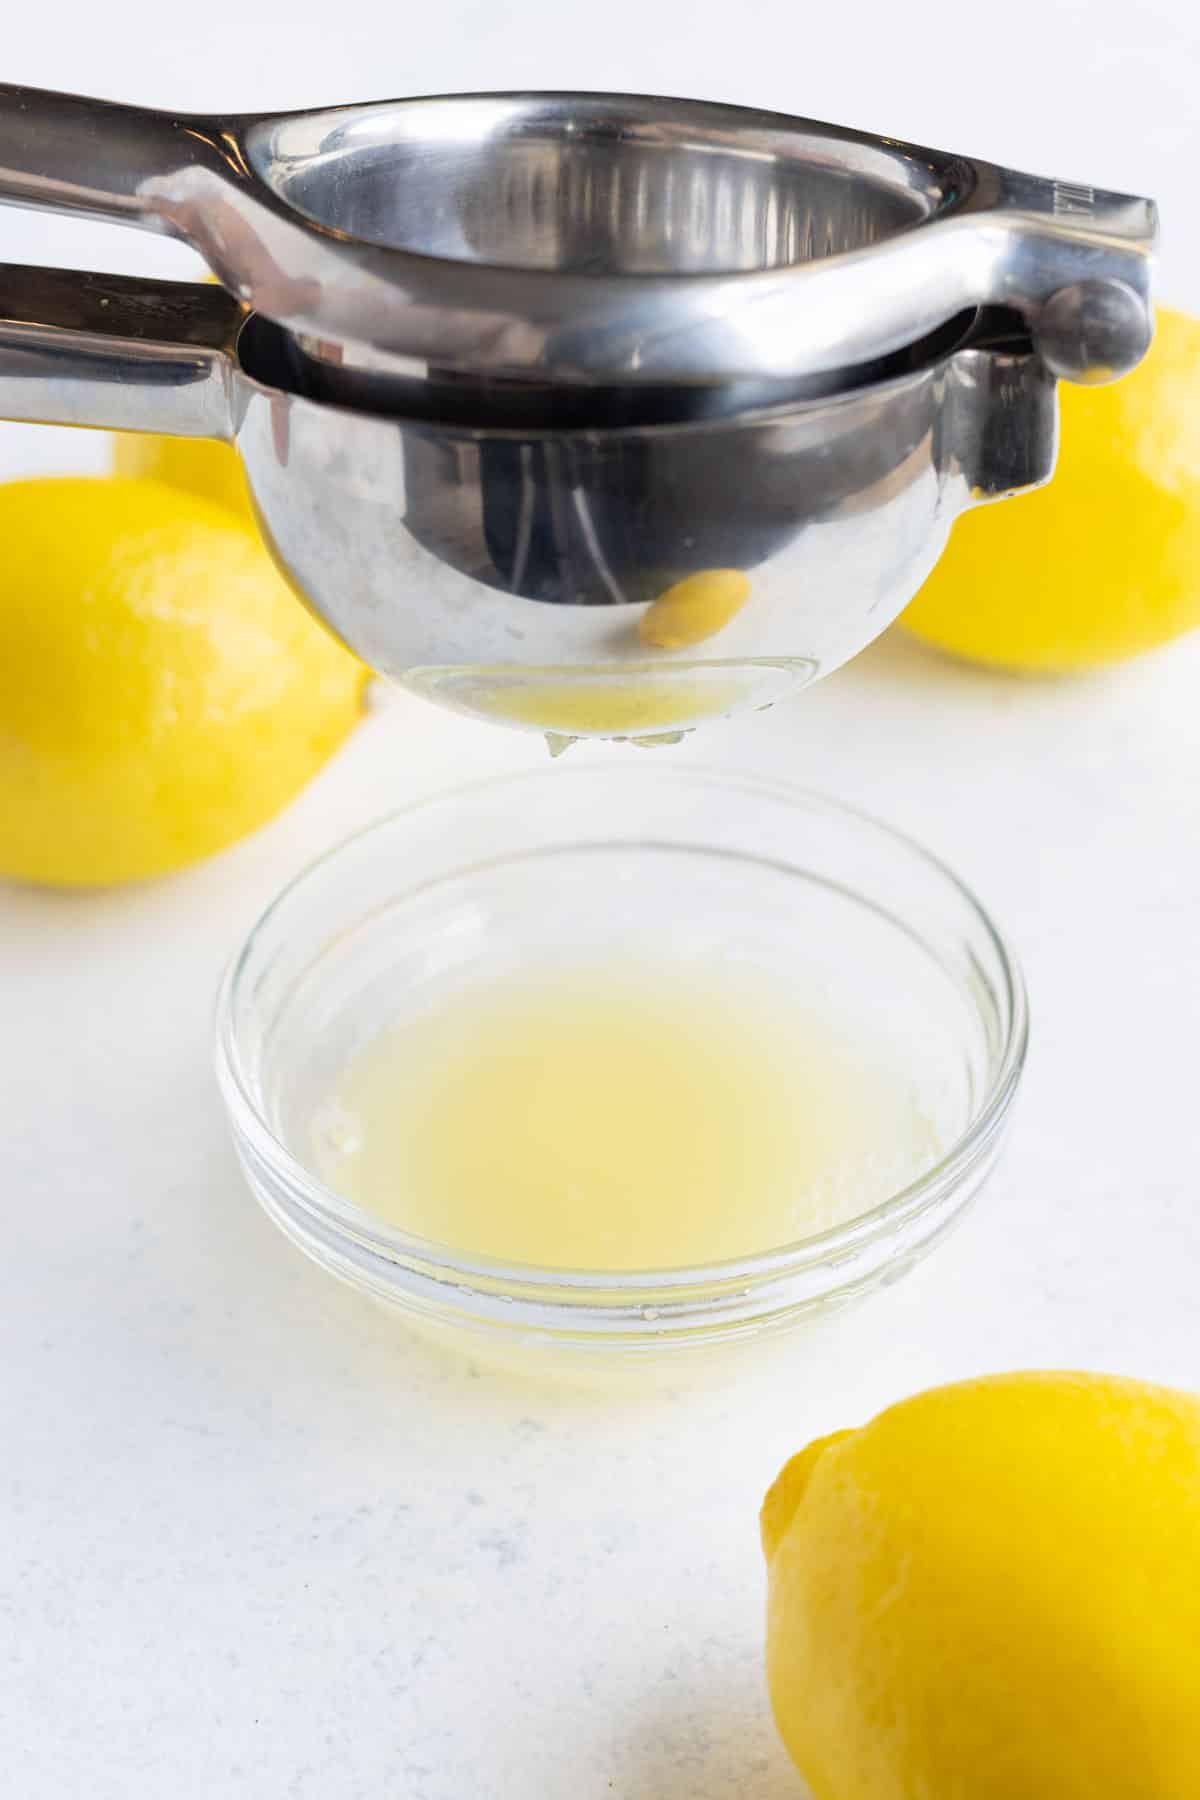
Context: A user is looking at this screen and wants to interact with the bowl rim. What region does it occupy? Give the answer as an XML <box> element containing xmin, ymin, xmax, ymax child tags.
<box><xmin>215</xmin><ymin>766</ymin><xmax>1028</xmax><ymax>1310</ymax></box>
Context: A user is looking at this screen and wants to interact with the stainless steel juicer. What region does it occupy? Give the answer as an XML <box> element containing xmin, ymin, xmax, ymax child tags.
<box><xmin>0</xmin><ymin>86</ymin><xmax>1157</xmax><ymax>735</ymax></box>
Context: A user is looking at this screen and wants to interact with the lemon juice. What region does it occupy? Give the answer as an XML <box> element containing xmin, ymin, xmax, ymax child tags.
<box><xmin>310</xmin><ymin>955</ymin><xmax>946</xmax><ymax>1269</ymax></box>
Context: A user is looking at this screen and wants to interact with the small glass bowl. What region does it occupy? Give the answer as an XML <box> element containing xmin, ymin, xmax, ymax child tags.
<box><xmin>215</xmin><ymin>768</ymin><xmax>1026</xmax><ymax>1372</ymax></box>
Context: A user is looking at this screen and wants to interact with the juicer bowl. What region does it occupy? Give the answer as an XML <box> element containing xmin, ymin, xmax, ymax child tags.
<box><xmin>231</xmin><ymin>309</ymin><xmax>1057</xmax><ymax>736</ymax></box>
<box><xmin>0</xmin><ymin>260</ymin><xmax>1056</xmax><ymax>738</ymax></box>
<box><xmin>249</xmin><ymin>91</ymin><xmax>937</xmax><ymax>277</ymax></box>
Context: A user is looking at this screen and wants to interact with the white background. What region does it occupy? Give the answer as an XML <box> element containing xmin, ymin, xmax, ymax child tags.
<box><xmin>3</xmin><ymin>4</ymin><xmax>1199</xmax><ymax>1795</ymax></box>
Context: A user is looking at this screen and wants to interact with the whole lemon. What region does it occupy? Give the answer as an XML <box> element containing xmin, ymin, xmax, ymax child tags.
<box><xmin>0</xmin><ymin>477</ymin><xmax>366</xmax><ymax>887</ymax></box>
<box><xmin>903</xmin><ymin>306</ymin><xmax>1200</xmax><ymax>669</ymax></box>
<box><xmin>112</xmin><ymin>432</ymin><xmax>251</xmax><ymax>519</ymax></box>
<box><xmin>762</xmin><ymin>1372</ymin><xmax>1200</xmax><ymax>1800</ymax></box>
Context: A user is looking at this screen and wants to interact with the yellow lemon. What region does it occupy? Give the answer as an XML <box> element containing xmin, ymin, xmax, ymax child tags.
<box><xmin>112</xmin><ymin>431</ymin><xmax>251</xmax><ymax>519</ymax></box>
<box><xmin>0</xmin><ymin>477</ymin><xmax>366</xmax><ymax>887</ymax></box>
<box><xmin>903</xmin><ymin>306</ymin><xmax>1200</xmax><ymax>669</ymax></box>
<box><xmin>763</xmin><ymin>1372</ymin><xmax>1200</xmax><ymax>1800</ymax></box>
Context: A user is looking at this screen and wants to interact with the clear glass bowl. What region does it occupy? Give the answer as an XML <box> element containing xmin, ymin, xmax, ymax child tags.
<box><xmin>215</xmin><ymin>768</ymin><xmax>1026</xmax><ymax>1372</ymax></box>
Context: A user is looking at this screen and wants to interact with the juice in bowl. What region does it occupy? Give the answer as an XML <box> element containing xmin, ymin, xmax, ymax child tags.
<box><xmin>216</xmin><ymin>768</ymin><xmax>1025</xmax><ymax>1382</ymax></box>
<box><xmin>311</xmin><ymin>954</ymin><xmax>947</xmax><ymax>1274</ymax></box>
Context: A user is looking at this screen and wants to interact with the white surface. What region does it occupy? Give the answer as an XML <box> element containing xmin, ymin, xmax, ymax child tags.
<box><xmin>3</xmin><ymin>5</ymin><xmax>1200</xmax><ymax>1795</ymax></box>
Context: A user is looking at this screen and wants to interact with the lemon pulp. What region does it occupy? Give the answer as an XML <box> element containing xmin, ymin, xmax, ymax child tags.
<box><xmin>309</xmin><ymin>956</ymin><xmax>945</xmax><ymax>1268</ymax></box>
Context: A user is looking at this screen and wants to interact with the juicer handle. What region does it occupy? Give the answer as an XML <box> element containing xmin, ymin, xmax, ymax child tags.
<box><xmin>694</xmin><ymin>155</ymin><xmax>1156</xmax><ymax>393</ymax></box>
<box><xmin>0</xmin><ymin>83</ymin><xmax>211</xmax><ymax>229</ymax></box>
<box><xmin>959</xmin><ymin>159</ymin><xmax>1157</xmax><ymax>383</ymax></box>
<box><xmin>0</xmin><ymin>263</ymin><xmax>242</xmax><ymax>435</ymax></box>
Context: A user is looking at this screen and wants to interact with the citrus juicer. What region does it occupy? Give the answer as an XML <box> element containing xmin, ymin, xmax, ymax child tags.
<box><xmin>0</xmin><ymin>86</ymin><xmax>1156</xmax><ymax>737</ymax></box>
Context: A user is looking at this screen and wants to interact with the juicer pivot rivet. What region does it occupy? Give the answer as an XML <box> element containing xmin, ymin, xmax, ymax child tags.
<box><xmin>1034</xmin><ymin>280</ymin><xmax>1153</xmax><ymax>386</ymax></box>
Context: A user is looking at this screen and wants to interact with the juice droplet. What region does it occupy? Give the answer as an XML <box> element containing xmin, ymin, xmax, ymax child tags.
<box><xmin>629</xmin><ymin>730</ymin><xmax>688</xmax><ymax>749</ymax></box>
